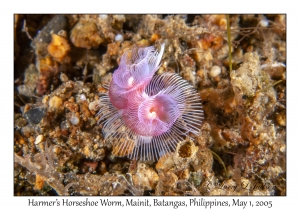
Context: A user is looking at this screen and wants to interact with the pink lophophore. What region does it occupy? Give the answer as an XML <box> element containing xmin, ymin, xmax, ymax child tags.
<box><xmin>98</xmin><ymin>44</ymin><xmax>204</xmax><ymax>161</ymax></box>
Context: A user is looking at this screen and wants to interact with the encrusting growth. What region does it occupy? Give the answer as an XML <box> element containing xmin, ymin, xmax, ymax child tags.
<box><xmin>98</xmin><ymin>44</ymin><xmax>204</xmax><ymax>161</ymax></box>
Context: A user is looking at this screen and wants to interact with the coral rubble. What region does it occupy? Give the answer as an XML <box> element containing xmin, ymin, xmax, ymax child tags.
<box><xmin>14</xmin><ymin>14</ymin><xmax>286</xmax><ymax>196</ymax></box>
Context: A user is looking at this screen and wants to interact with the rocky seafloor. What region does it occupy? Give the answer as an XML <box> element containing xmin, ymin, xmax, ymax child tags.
<box><xmin>14</xmin><ymin>14</ymin><xmax>286</xmax><ymax>196</ymax></box>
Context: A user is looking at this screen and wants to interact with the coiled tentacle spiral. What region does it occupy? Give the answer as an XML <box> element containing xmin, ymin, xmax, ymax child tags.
<box><xmin>98</xmin><ymin>44</ymin><xmax>204</xmax><ymax>161</ymax></box>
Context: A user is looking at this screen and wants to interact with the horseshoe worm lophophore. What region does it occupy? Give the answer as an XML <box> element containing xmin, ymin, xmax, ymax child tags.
<box><xmin>98</xmin><ymin>44</ymin><xmax>204</xmax><ymax>161</ymax></box>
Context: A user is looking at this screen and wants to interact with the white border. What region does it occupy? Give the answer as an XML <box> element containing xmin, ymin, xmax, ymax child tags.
<box><xmin>1</xmin><ymin>1</ymin><xmax>296</xmax><ymax>210</ymax></box>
